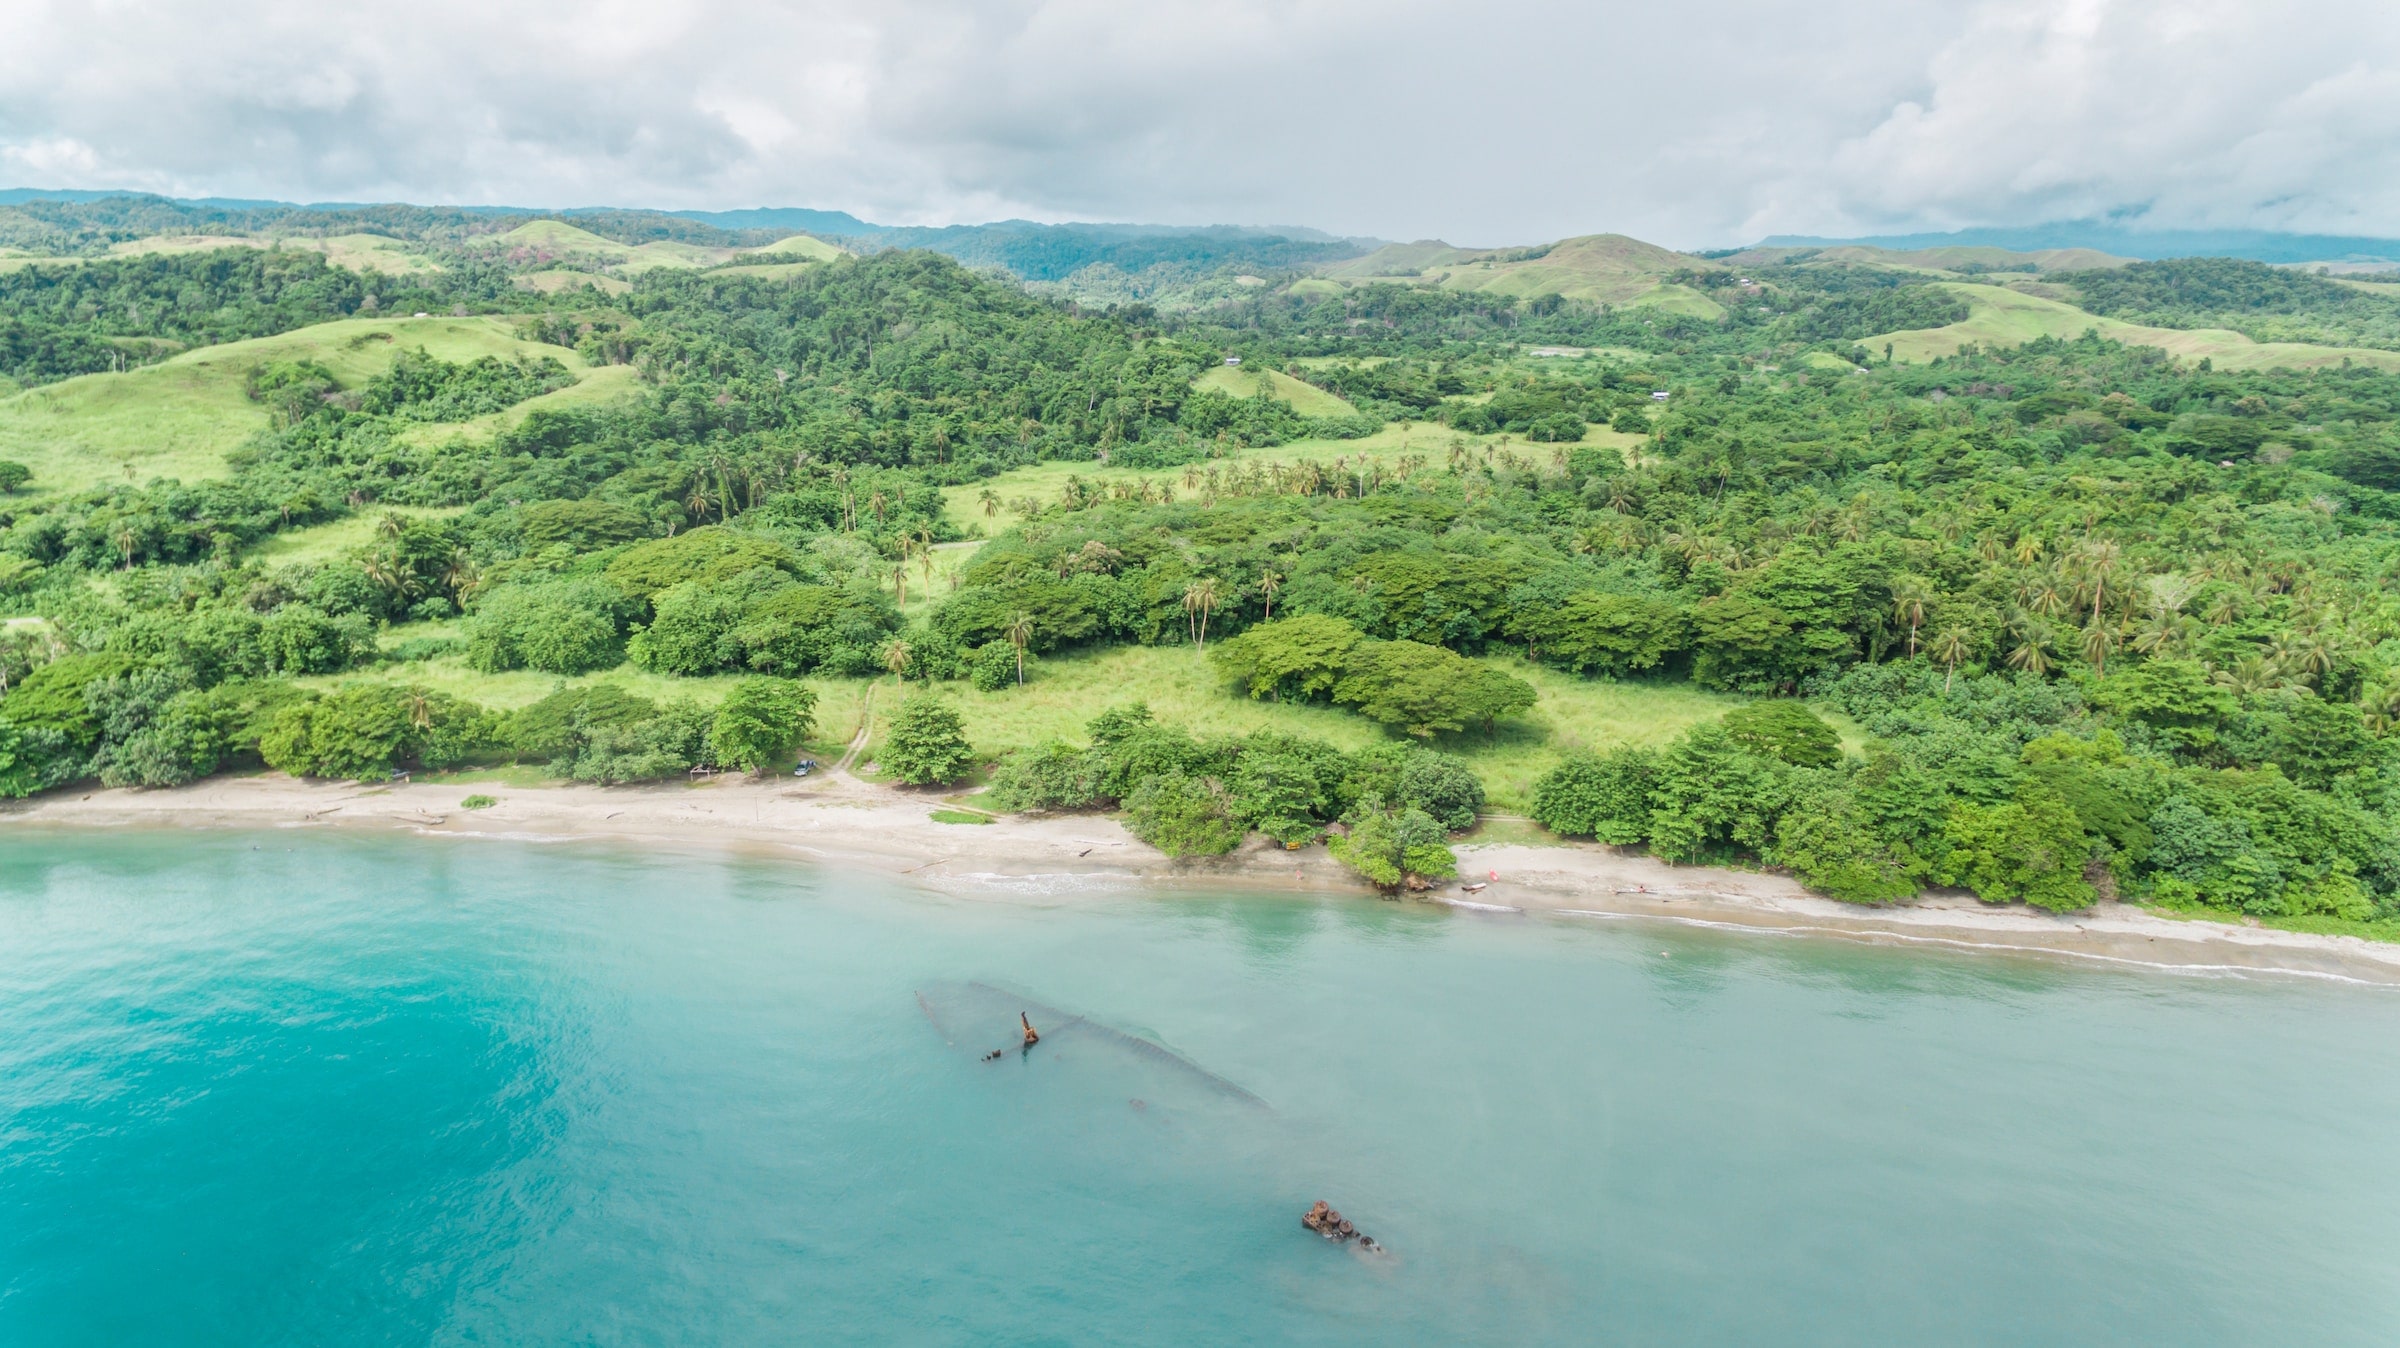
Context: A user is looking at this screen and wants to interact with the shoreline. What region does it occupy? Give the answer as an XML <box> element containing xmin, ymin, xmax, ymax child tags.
<box><xmin>10</xmin><ymin>772</ymin><xmax>2400</xmax><ymax>985</ymax></box>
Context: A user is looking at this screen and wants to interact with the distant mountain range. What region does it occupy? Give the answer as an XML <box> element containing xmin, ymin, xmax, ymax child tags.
<box><xmin>12</xmin><ymin>188</ymin><xmax>2400</xmax><ymax>295</ymax></box>
<box><xmin>1756</xmin><ymin>223</ymin><xmax>2400</xmax><ymax>266</ymax></box>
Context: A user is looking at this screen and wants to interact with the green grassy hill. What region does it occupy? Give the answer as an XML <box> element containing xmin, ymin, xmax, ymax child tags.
<box><xmin>0</xmin><ymin>316</ymin><xmax>632</xmax><ymax>495</ymax></box>
<box><xmin>1866</xmin><ymin>282</ymin><xmax>2400</xmax><ymax>371</ymax></box>
<box><xmin>750</xmin><ymin>235</ymin><xmax>847</xmax><ymax>262</ymax></box>
<box><xmin>0</xmin><ymin>232</ymin><xmax>445</xmax><ymax>275</ymax></box>
<box><xmin>1320</xmin><ymin>233</ymin><xmax>1723</xmax><ymax>317</ymax></box>
<box><xmin>513</xmin><ymin>270</ymin><xmax>632</xmax><ymax>296</ymax></box>
<box><xmin>1726</xmin><ymin>244</ymin><xmax>2133</xmax><ymax>275</ymax></box>
<box><xmin>486</xmin><ymin>221</ymin><xmax>737</xmax><ymax>272</ymax></box>
<box><xmin>1191</xmin><ymin>364</ymin><xmax>1359</xmax><ymax>416</ymax></box>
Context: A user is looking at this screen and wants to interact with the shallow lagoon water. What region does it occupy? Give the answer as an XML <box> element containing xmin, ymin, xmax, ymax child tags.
<box><xmin>4</xmin><ymin>829</ymin><xmax>2398</xmax><ymax>1345</ymax></box>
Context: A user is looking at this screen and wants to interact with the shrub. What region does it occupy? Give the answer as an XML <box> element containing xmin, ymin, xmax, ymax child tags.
<box><xmin>85</xmin><ymin>671</ymin><xmax>245</xmax><ymax>788</ymax></box>
<box><xmin>1123</xmin><ymin>770</ymin><xmax>1244</xmax><ymax>857</ymax></box>
<box><xmin>1508</xmin><ymin>593</ymin><xmax>1688</xmax><ymax>676</ymax></box>
<box><xmin>0</xmin><ymin>719</ymin><xmax>76</xmax><ymax>797</ymax></box>
<box><xmin>520</xmin><ymin>499</ymin><xmax>651</xmax><ymax>551</ymax></box>
<box><xmin>1529</xmin><ymin>748</ymin><xmax>1657</xmax><ymax>845</ymax></box>
<box><xmin>1329</xmin><ymin>798</ymin><xmax>1457</xmax><ymax>890</ymax></box>
<box><xmin>968</xmin><ymin>640</ymin><xmax>1018</xmax><ymax>691</ymax></box>
<box><xmin>1771</xmin><ymin>785</ymin><xmax>1919</xmax><ymax>904</ymax></box>
<box><xmin>630</xmin><ymin>571</ymin><xmax>897</xmax><ymax>677</ymax></box>
<box><xmin>1332</xmin><ymin>639</ymin><xmax>1535</xmax><ymax>737</ymax></box>
<box><xmin>603</xmin><ymin>526</ymin><xmax>803</xmax><ymax>601</ymax></box>
<box><xmin>731</xmin><ymin>583</ymin><xmax>902</xmax><ymax>676</ymax></box>
<box><xmin>1722</xmin><ymin>701</ymin><xmax>1843</xmax><ymax>768</ymax></box>
<box><xmin>986</xmin><ymin>740</ymin><xmax>1103</xmax><ymax>812</ymax></box>
<box><xmin>1210</xmin><ymin>614</ymin><xmax>1362</xmax><ymax>701</ymax></box>
<box><xmin>1937</xmin><ymin>788</ymin><xmax>2098</xmax><ymax>912</ymax></box>
<box><xmin>1</xmin><ymin>651</ymin><xmax>136</xmax><ymax>753</ymax></box>
<box><xmin>260</xmin><ymin>604</ymin><xmax>372</xmax><ymax>675</ymax></box>
<box><xmin>504</xmin><ymin>684</ymin><xmax>659</xmax><ymax>762</ymax></box>
<box><xmin>0</xmin><ymin>460</ymin><xmax>30</xmax><ymax>494</ymax></box>
<box><xmin>463</xmin><ymin>578</ymin><xmax>633</xmax><ymax>674</ymax></box>
<box><xmin>260</xmin><ymin>685</ymin><xmax>488</xmax><ymax>780</ymax></box>
<box><xmin>568</xmin><ymin>702</ymin><xmax>713</xmax><ymax>783</ymax></box>
<box><xmin>880</xmin><ymin>695</ymin><xmax>975</xmax><ymax>785</ymax></box>
<box><xmin>1227</xmin><ymin>759</ymin><xmax>1325</xmax><ymax>844</ymax></box>
<box><xmin>1394</xmin><ymin>749</ymin><xmax>1485</xmax><ymax>831</ymax></box>
<box><xmin>1525</xmin><ymin>412</ymin><xmax>1586</xmax><ymax>442</ymax></box>
<box><xmin>708</xmin><ymin>677</ymin><xmax>817</xmax><ymax>773</ymax></box>
<box><xmin>1644</xmin><ymin>725</ymin><xmax>1791</xmax><ymax>862</ymax></box>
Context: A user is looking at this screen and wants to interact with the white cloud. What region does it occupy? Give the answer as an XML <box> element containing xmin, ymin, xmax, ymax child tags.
<box><xmin>0</xmin><ymin>0</ymin><xmax>2396</xmax><ymax>244</ymax></box>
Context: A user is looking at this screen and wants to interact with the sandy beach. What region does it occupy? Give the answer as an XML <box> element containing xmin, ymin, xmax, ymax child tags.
<box><xmin>10</xmin><ymin>769</ymin><xmax>2400</xmax><ymax>985</ymax></box>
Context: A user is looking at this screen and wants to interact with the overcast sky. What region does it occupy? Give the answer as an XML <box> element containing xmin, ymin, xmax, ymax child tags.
<box><xmin>5</xmin><ymin>0</ymin><xmax>2397</xmax><ymax>247</ymax></box>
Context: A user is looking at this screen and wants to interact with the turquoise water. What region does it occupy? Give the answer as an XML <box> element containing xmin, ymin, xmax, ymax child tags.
<box><xmin>4</xmin><ymin>831</ymin><xmax>2398</xmax><ymax>1345</ymax></box>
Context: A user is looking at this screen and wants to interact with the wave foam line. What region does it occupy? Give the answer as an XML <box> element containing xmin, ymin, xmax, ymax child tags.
<box><xmin>1551</xmin><ymin>909</ymin><xmax>2398</xmax><ymax>987</ymax></box>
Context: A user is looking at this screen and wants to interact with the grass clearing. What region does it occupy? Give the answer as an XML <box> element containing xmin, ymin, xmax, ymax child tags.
<box><xmin>390</xmin><ymin>363</ymin><xmax>645</xmax><ymax>450</ymax></box>
<box><xmin>1869</xmin><ymin>283</ymin><xmax>2400</xmax><ymax>372</ymax></box>
<box><xmin>252</xmin><ymin>506</ymin><xmax>468</xmax><ymax>565</ymax></box>
<box><xmin>514</xmin><ymin>270</ymin><xmax>632</xmax><ymax>296</ymax></box>
<box><xmin>72</xmin><ymin>233</ymin><xmax>448</xmax><ymax>274</ymax></box>
<box><xmin>322</xmin><ymin>634</ymin><xmax>1829</xmax><ymax>813</ymax></box>
<box><xmin>939</xmin><ymin>420</ymin><xmax>1646</xmax><ymax>536</ymax></box>
<box><xmin>862</xmin><ymin>645</ymin><xmax>1743</xmax><ymax>810</ymax></box>
<box><xmin>1326</xmin><ymin>234</ymin><xmax>1724</xmax><ymax>318</ymax></box>
<box><xmin>0</xmin><ymin>316</ymin><xmax>622</xmax><ymax>497</ymax></box>
<box><xmin>315</xmin><ymin>643</ymin><xmax>877</xmax><ymax>764</ymax></box>
<box><xmin>706</xmin><ymin>262</ymin><xmax>819</xmax><ymax>282</ymax></box>
<box><xmin>1192</xmin><ymin>364</ymin><xmax>1359</xmax><ymax>416</ymax></box>
<box><xmin>486</xmin><ymin>222</ymin><xmax>737</xmax><ymax>272</ymax></box>
<box><xmin>751</xmin><ymin>236</ymin><xmax>847</xmax><ymax>262</ymax></box>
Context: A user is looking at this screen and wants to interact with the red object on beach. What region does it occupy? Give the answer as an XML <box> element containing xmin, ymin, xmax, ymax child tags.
<box><xmin>1488</xmin><ymin>869</ymin><xmax>1498</xmax><ymax>881</ymax></box>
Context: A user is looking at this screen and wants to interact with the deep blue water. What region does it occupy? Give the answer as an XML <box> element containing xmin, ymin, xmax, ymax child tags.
<box><xmin>3</xmin><ymin>828</ymin><xmax>2397</xmax><ymax>1345</ymax></box>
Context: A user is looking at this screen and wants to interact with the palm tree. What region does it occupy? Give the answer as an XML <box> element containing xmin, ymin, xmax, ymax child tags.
<box><xmin>2012</xmin><ymin>534</ymin><xmax>2045</xmax><ymax>566</ymax></box>
<box><xmin>2079</xmin><ymin>539</ymin><xmax>2123</xmax><ymax>627</ymax></box>
<box><xmin>884</xmin><ymin>639</ymin><xmax>914</xmax><ymax>685</ymax></box>
<box><xmin>400</xmin><ymin>689</ymin><xmax>435</xmax><ymax>731</ymax></box>
<box><xmin>890</xmin><ymin>562</ymin><xmax>909</xmax><ymax>607</ymax></box>
<box><xmin>2212</xmin><ymin>654</ymin><xmax>2280</xmax><ymax>694</ymax></box>
<box><xmin>1931</xmin><ymin>628</ymin><xmax>1971</xmax><ymax>693</ymax></box>
<box><xmin>2080</xmin><ymin>621</ymin><xmax>2118</xmax><ymax>675</ymax></box>
<box><xmin>1006</xmin><ymin>611</ymin><xmax>1034</xmax><ymax>685</ymax></box>
<box><xmin>377</xmin><ymin>511</ymin><xmax>408</xmax><ymax>540</ymax></box>
<box><xmin>916</xmin><ymin>526</ymin><xmax>937</xmax><ymax>587</ymax></box>
<box><xmin>1890</xmin><ymin>575</ymin><xmax>1933</xmax><ymax>658</ymax></box>
<box><xmin>2023</xmin><ymin>570</ymin><xmax>2068</xmax><ymax>618</ymax></box>
<box><xmin>2006</xmin><ymin>623</ymin><xmax>2055</xmax><ymax>676</ymax></box>
<box><xmin>442</xmin><ymin>549</ymin><xmax>484</xmax><ymax>602</ymax></box>
<box><xmin>1182</xmin><ymin>578</ymin><xmax>1222</xmax><ymax>650</ymax></box>
<box><xmin>1257</xmin><ymin>569</ymin><xmax>1284</xmax><ymax>622</ymax></box>
<box><xmin>979</xmin><ymin>488</ymin><xmax>1001</xmax><ymax>519</ymax></box>
<box><xmin>2363</xmin><ymin>683</ymin><xmax>2400</xmax><ymax>736</ymax></box>
<box><xmin>2131</xmin><ymin>612</ymin><xmax>2192</xmax><ymax>658</ymax></box>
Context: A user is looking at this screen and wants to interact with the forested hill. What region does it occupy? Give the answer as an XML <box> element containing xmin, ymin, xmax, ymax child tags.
<box><xmin>0</xmin><ymin>194</ymin><xmax>1366</xmax><ymax>306</ymax></box>
<box><xmin>2059</xmin><ymin>257</ymin><xmax>2400</xmax><ymax>350</ymax></box>
<box><xmin>8</xmin><ymin>238</ymin><xmax>2400</xmax><ymax>937</ymax></box>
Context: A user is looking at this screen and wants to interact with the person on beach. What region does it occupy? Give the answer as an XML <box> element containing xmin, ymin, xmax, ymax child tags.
<box><xmin>1021</xmin><ymin>1013</ymin><xmax>1040</xmax><ymax>1050</ymax></box>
